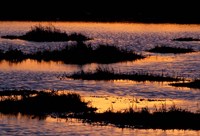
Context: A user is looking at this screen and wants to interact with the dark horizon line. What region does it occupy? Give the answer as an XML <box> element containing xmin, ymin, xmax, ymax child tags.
<box><xmin>1</xmin><ymin>18</ymin><xmax>200</xmax><ymax>24</ymax></box>
<box><xmin>1</xmin><ymin>0</ymin><xmax>200</xmax><ymax>24</ymax></box>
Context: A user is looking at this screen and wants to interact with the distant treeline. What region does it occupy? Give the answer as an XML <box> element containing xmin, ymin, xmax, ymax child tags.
<box><xmin>1</xmin><ymin>1</ymin><xmax>200</xmax><ymax>23</ymax></box>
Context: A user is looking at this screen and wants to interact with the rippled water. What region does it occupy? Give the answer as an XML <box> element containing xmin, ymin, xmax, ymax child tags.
<box><xmin>0</xmin><ymin>21</ymin><xmax>200</xmax><ymax>135</ymax></box>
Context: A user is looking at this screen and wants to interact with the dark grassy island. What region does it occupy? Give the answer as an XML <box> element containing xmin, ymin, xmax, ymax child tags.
<box><xmin>0</xmin><ymin>49</ymin><xmax>25</xmax><ymax>63</ymax></box>
<box><xmin>1</xmin><ymin>25</ymin><xmax>90</xmax><ymax>42</ymax></box>
<box><xmin>71</xmin><ymin>106</ymin><xmax>200</xmax><ymax>130</ymax></box>
<box><xmin>170</xmin><ymin>79</ymin><xmax>200</xmax><ymax>89</ymax></box>
<box><xmin>173</xmin><ymin>37</ymin><xmax>200</xmax><ymax>41</ymax></box>
<box><xmin>147</xmin><ymin>46</ymin><xmax>195</xmax><ymax>54</ymax></box>
<box><xmin>0</xmin><ymin>43</ymin><xmax>145</xmax><ymax>64</ymax></box>
<box><xmin>66</xmin><ymin>66</ymin><xmax>183</xmax><ymax>82</ymax></box>
<box><xmin>0</xmin><ymin>90</ymin><xmax>96</xmax><ymax>115</ymax></box>
<box><xmin>0</xmin><ymin>90</ymin><xmax>200</xmax><ymax>130</ymax></box>
<box><xmin>29</xmin><ymin>43</ymin><xmax>145</xmax><ymax>64</ymax></box>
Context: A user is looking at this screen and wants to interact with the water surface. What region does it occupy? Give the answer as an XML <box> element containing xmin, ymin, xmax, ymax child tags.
<box><xmin>0</xmin><ymin>21</ymin><xmax>200</xmax><ymax>135</ymax></box>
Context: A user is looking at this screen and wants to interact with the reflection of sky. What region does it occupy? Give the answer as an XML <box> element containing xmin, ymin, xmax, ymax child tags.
<box><xmin>0</xmin><ymin>59</ymin><xmax>78</xmax><ymax>72</ymax></box>
<box><xmin>84</xmin><ymin>95</ymin><xmax>199</xmax><ymax>113</ymax></box>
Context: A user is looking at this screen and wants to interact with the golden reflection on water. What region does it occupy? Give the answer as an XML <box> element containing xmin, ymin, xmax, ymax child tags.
<box><xmin>0</xmin><ymin>59</ymin><xmax>78</xmax><ymax>72</ymax></box>
<box><xmin>0</xmin><ymin>21</ymin><xmax>200</xmax><ymax>135</ymax></box>
<box><xmin>49</xmin><ymin>22</ymin><xmax>200</xmax><ymax>33</ymax></box>
<box><xmin>118</xmin><ymin>55</ymin><xmax>177</xmax><ymax>69</ymax></box>
<box><xmin>111</xmin><ymin>79</ymin><xmax>193</xmax><ymax>91</ymax></box>
<box><xmin>86</xmin><ymin>80</ymin><xmax>198</xmax><ymax>113</ymax></box>
<box><xmin>83</xmin><ymin>95</ymin><xmax>199</xmax><ymax>113</ymax></box>
<box><xmin>1</xmin><ymin>21</ymin><xmax>200</xmax><ymax>35</ymax></box>
<box><xmin>134</xmin><ymin>55</ymin><xmax>176</xmax><ymax>64</ymax></box>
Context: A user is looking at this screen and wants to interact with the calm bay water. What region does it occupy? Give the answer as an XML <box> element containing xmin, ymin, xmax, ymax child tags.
<box><xmin>0</xmin><ymin>21</ymin><xmax>200</xmax><ymax>135</ymax></box>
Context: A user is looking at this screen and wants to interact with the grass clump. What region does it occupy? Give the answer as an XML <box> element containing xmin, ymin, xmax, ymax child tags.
<box><xmin>66</xmin><ymin>66</ymin><xmax>183</xmax><ymax>82</ymax></box>
<box><xmin>0</xmin><ymin>42</ymin><xmax>145</xmax><ymax>64</ymax></box>
<box><xmin>170</xmin><ymin>79</ymin><xmax>200</xmax><ymax>89</ymax></box>
<box><xmin>0</xmin><ymin>48</ymin><xmax>26</xmax><ymax>63</ymax></box>
<box><xmin>0</xmin><ymin>90</ymin><xmax>96</xmax><ymax>115</ymax></box>
<box><xmin>147</xmin><ymin>45</ymin><xmax>195</xmax><ymax>54</ymax></box>
<box><xmin>60</xmin><ymin>43</ymin><xmax>145</xmax><ymax>64</ymax></box>
<box><xmin>67</xmin><ymin>105</ymin><xmax>200</xmax><ymax>130</ymax></box>
<box><xmin>173</xmin><ymin>37</ymin><xmax>200</xmax><ymax>41</ymax></box>
<box><xmin>28</xmin><ymin>42</ymin><xmax>145</xmax><ymax>64</ymax></box>
<box><xmin>1</xmin><ymin>25</ymin><xmax>91</xmax><ymax>42</ymax></box>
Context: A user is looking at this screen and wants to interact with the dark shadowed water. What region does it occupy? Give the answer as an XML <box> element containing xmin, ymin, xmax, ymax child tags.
<box><xmin>0</xmin><ymin>21</ymin><xmax>200</xmax><ymax>135</ymax></box>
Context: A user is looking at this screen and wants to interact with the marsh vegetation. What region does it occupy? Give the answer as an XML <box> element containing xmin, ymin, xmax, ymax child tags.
<box><xmin>0</xmin><ymin>90</ymin><xmax>199</xmax><ymax>130</ymax></box>
<box><xmin>66</xmin><ymin>66</ymin><xmax>183</xmax><ymax>82</ymax></box>
<box><xmin>147</xmin><ymin>45</ymin><xmax>195</xmax><ymax>54</ymax></box>
<box><xmin>0</xmin><ymin>43</ymin><xmax>145</xmax><ymax>64</ymax></box>
<box><xmin>1</xmin><ymin>25</ymin><xmax>91</xmax><ymax>42</ymax></box>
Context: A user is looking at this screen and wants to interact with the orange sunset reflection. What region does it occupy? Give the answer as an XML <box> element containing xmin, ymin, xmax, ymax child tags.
<box><xmin>122</xmin><ymin>55</ymin><xmax>176</xmax><ymax>67</ymax></box>
<box><xmin>1</xmin><ymin>21</ymin><xmax>200</xmax><ymax>135</ymax></box>
<box><xmin>1</xmin><ymin>21</ymin><xmax>199</xmax><ymax>35</ymax></box>
<box><xmin>53</xmin><ymin>22</ymin><xmax>200</xmax><ymax>33</ymax></box>
<box><xmin>83</xmin><ymin>95</ymin><xmax>199</xmax><ymax>113</ymax></box>
<box><xmin>0</xmin><ymin>59</ymin><xmax>78</xmax><ymax>72</ymax></box>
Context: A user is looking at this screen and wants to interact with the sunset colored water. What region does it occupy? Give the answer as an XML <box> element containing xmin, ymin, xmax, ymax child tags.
<box><xmin>0</xmin><ymin>21</ymin><xmax>200</xmax><ymax>135</ymax></box>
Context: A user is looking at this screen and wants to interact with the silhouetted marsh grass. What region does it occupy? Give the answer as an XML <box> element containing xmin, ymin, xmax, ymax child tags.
<box><xmin>147</xmin><ymin>45</ymin><xmax>195</xmax><ymax>54</ymax></box>
<box><xmin>0</xmin><ymin>49</ymin><xmax>3</xmax><ymax>59</ymax></box>
<box><xmin>55</xmin><ymin>43</ymin><xmax>145</xmax><ymax>64</ymax></box>
<box><xmin>0</xmin><ymin>42</ymin><xmax>145</xmax><ymax>64</ymax></box>
<box><xmin>66</xmin><ymin>104</ymin><xmax>200</xmax><ymax>130</ymax></box>
<box><xmin>170</xmin><ymin>79</ymin><xmax>200</xmax><ymax>89</ymax></box>
<box><xmin>1</xmin><ymin>25</ymin><xmax>91</xmax><ymax>42</ymax></box>
<box><xmin>66</xmin><ymin>66</ymin><xmax>183</xmax><ymax>82</ymax></box>
<box><xmin>173</xmin><ymin>37</ymin><xmax>200</xmax><ymax>41</ymax></box>
<box><xmin>1</xmin><ymin>90</ymin><xmax>200</xmax><ymax>130</ymax></box>
<box><xmin>0</xmin><ymin>90</ymin><xmax>96</xmax><ymax>115</ymax></box>
<box><xmin>3</xmin><ymin>48</ymin><xmax>24</xmax><ymax>62</ymax></box>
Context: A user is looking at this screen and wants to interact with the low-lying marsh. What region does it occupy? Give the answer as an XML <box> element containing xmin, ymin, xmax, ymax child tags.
<box><xmin>66</xmin><ymin>66</ymin><xmax>183</xmax><ymax>82</ymax></box>
<box><xmin>0</xmin><ymin>90</ymin><xmax>96</xmax><ymax>115</ymax></box>
<box><xmin>170</xmin><ymin>79</ymin><xmax>200</xmax><ymax>89</ymax></box>
<box><xmin>70</xmin><ymin>105</ymin><xmax>200</xmax><ymax>130</ymax></box>
<box><xmin>0</xmin><ymin>43</ymin><xmax>145</xmax><ymax>64</ymax></box>
<box><xmin>0</xmin><ymin>90</ymin><xmax>199</xmax><ymax>130</ymax></box>
<box><xmin>173</xmin><ymin>37</ymin><xmax>200</xmax><ymax>41</ymax></box>
<box><xmin>147</xmin><ymin>45</ymin><xmax>195</xmax><ymax>54</ymax></box>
